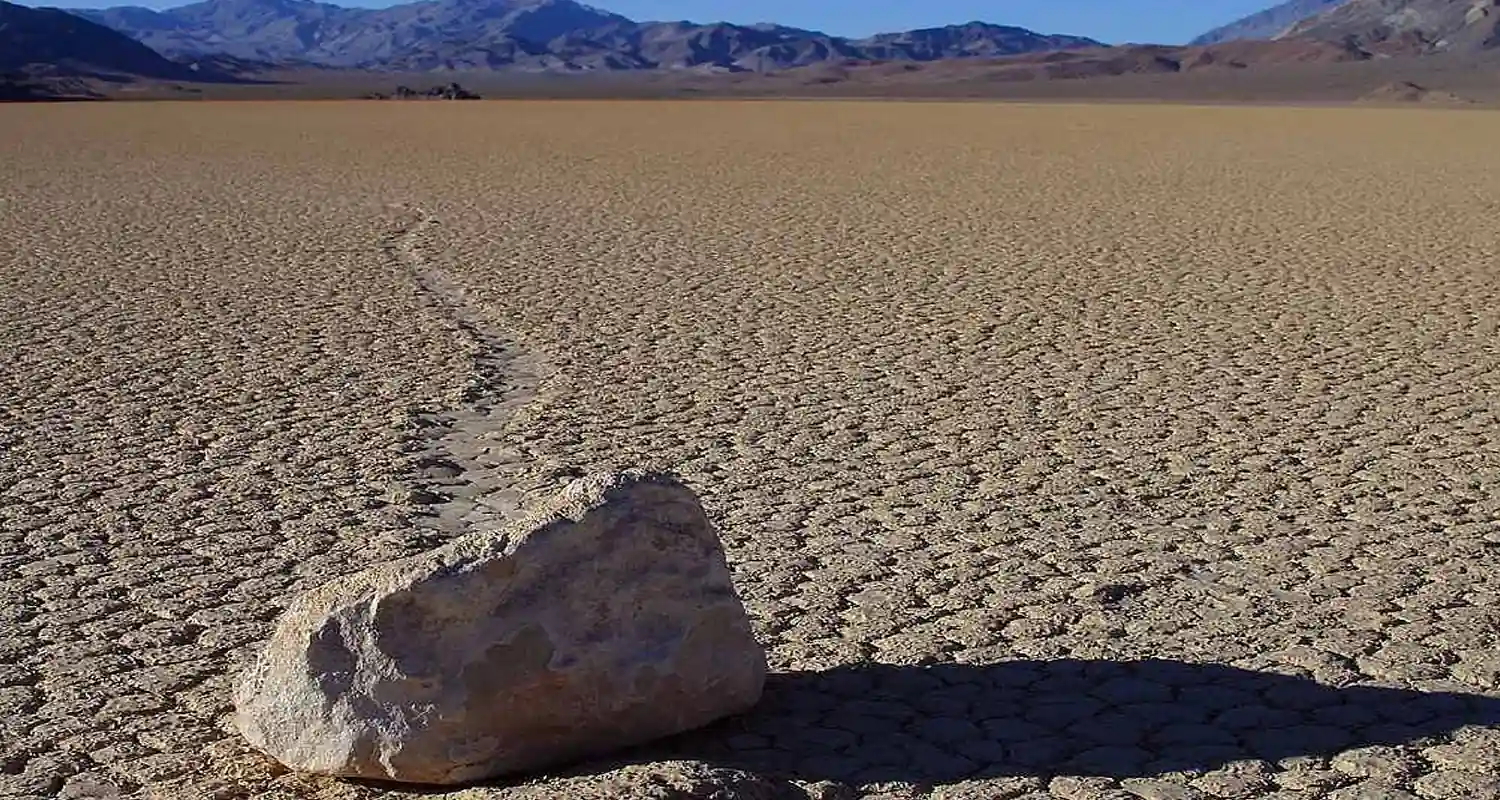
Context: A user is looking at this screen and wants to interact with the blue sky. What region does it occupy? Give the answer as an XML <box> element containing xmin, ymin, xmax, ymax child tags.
<box><xmin>50</xmin><ymin>0</ymin><xmax>1277</xmax><ymax>45</ymax></box>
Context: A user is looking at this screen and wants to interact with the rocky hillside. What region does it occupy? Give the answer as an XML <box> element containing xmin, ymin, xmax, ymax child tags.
<box><xmin>0</xmin><ymin>0</ymin><xmax>198</xmax><ymax>78</ymax></box>
<box><xmin>1194</xmin><ymin>0</ymin><xmax>1500</xmax><ymax>54</ymax></box>
<box><xmin>1285</xmin><ymin>0</ymin><xmax>1500</xmax><ymax>53</ymax></box>
<box><xmin>1191</xmin><ymin>0</ymin><xmax>1351</xmax><ymax>45</ymax></box>
<box><xmin>77</xmin><ymin>0</ymin><xmax>1103</xmax><ymax>71</ymax></box>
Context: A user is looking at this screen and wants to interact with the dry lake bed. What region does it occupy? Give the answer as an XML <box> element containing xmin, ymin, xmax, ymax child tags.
<box><xmin>2</xmin><ymin>101</ymin><xmax>1500</xmax><ymax>800</ymax></box>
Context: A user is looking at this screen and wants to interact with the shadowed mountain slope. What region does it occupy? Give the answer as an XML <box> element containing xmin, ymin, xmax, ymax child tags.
<box><xmin>0</xmin><ymin>0</ymin><xmax>196</xmax><ymax>77</ymax></box>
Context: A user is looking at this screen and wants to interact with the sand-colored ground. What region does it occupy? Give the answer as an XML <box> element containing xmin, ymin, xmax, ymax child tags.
<box><xmin>3</xmin><ymin>101</ymin><xmax>1500</xmax><ymax>800</ymax></box>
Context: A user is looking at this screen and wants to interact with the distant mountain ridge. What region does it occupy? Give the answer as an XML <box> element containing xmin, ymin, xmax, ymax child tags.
<box><xmin>1192</xmin><ymin>0</ymin><xmax>1500</xmax><ymax>55</ymax></box>
<box><xmin>75</xmin><ymin>0</ymin><xmax>1105</xmax><ymax>72</ymax></box>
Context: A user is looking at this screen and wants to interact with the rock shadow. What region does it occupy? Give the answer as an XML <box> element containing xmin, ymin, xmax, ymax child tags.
<box><xmin>636</xmin><ymin>658</ymin><xmax>1500</xmax><ymax>786</ymax></box>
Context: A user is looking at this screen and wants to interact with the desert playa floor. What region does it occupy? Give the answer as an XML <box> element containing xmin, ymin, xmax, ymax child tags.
<box><xmin>3</xmin><ymin>101</ymin><xmax>1500</xmax><ymax>800</ymax></box>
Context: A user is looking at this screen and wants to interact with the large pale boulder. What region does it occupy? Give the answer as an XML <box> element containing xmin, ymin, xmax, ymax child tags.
<box><xmin>233</xmin><ymin>470</ymin><xmax>766</xmax><ymax>785</ymax></box>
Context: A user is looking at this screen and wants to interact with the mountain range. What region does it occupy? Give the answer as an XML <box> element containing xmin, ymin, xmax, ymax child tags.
<box><xmin>71</xmin><ymin>0</ymin><xmax>1104</xmax><ymax>72</ymax></box>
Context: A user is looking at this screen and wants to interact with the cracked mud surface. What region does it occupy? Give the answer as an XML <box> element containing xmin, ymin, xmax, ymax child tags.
<box><xmin>2</xmin><ymin>101</ymin><xmax>1500</xmax><ymax>800</ymax></box>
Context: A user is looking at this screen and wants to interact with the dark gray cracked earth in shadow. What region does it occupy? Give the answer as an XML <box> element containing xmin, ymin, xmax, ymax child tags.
<box><xmin>586</xmin><ymin>658</ymin><xmax>1500</xmax><ymax>789</ymax></box>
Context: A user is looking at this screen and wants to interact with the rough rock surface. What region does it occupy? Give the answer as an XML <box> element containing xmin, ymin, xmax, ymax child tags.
<box><xmin>232</xmin><ymin>470</ymin><xmax>766</xmax><ymax>785</ymax></box>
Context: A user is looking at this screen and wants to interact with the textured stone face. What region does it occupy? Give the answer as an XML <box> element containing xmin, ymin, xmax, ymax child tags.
<box><xmin>232</xmin><ymin>470</ymin><xmax>767</xmax><ymax>785</ymax></box>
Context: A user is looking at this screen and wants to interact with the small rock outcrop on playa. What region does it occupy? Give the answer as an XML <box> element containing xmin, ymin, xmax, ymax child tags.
<box><xmin>233</xmin><ymin>470</ymin><xmax>766</xmax><ymax>785</ymax></box>
<box><xmin>363</xmin><ymin>82</ymin><xmax>481</xmax><ymax>100</ymax></box>
<box><xmin>1360</xmin><ymin>80</ymin><xmax>1474</xmax><ymax>104</ymax></box>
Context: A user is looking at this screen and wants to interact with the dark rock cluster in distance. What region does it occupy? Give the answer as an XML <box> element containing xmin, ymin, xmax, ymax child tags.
<box><xmin>364</xmin><ymin>82</ymin><xmax>482</xmax><ymax>100</ymax></box>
